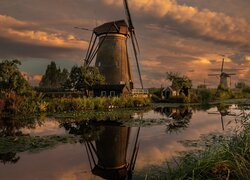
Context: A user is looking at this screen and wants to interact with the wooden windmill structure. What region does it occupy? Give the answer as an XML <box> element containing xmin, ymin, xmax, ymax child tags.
<box><xmin>83</xmin><ymin>0</ymin><xmax>143</xmax><ymax>95</ymax></box>
<box><xmin>208</xmin><ymin>57</ymin><xmax>236</xmax><ymax>88</ymax></box>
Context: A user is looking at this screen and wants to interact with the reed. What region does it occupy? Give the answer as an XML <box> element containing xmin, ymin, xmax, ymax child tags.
<box><xmin>143</xmin><ymin>112</ymin><xmax>250</xmax><ymax>180</ymax></box>
<box><xmin>0</xmin><ymin>94</ymin><xmax>151</xmax><ymax>115</ymax></box>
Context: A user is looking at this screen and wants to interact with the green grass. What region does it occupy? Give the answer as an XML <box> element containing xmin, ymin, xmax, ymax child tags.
<box><xmin>0</xmin><ymin>94</ymin><xmax>151</xmax><ymax>115</ymax></box>
<box><xmin>140</xmin><ymin>112</ymin><xmax>250</xmax><ymax>180</ymax></box>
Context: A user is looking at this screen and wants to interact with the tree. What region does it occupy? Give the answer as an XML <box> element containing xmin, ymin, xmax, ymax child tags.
<box><xmin>166</xmin><ymin>72</ymin><xmax>192</xmax><ymax>96</ymax></box>
<box><xmin>64</xmin><ymin>66</ymin><xmax>105</xmax><ymax>96</ymax></box>
<box><xmin>235</xmin><ymin>81</ymin><xmax>247</xmax><ymax>89</ymax></box>
<box><xmin>0</xmin><ymin>60</ymin><xmax>32</xmax><ymax>95</ymax></box>
<box><xmin>39</xmin><ymin>61</ymin><xmax>69</xmax><ymax>89</ymax></box>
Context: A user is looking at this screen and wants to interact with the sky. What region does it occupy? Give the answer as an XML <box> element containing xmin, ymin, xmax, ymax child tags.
<box><xmin>0</xmin><ymin>0</ymin><xmax>250</xmax><ymax>87</ymax></box>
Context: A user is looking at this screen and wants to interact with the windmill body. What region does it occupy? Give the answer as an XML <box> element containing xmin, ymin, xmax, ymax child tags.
<box><xmin>208</xmin><ymin>58</ymin><xmax>236</xmax><ymax>88</ymax></box>
<box><xmin>220</xmin><ymin>72</ymin><xmax>230</xmax><ymax>88</ymax></box>
<box><xmin>83</xmin><ymin>0</ymin><xmax>143</xmax><ymax>96</ymax></box>
<box><xmin>94</xmin><ymin>20</ymin><xmax>133</xmax><ymax>91</ymax></box>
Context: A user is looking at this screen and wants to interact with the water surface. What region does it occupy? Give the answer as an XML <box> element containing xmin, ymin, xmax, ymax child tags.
<box><xmin>0</xmin><ymin>104</ymin><xmax>245</xmax><ymax>180</ymax></box>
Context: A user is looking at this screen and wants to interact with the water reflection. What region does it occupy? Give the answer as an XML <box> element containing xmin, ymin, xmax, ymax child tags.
<box><xmin>62</xmin><ymin>121</ymin><xmax>140</xmax><ymax>179</ymax></box>
<box><xmin>0</xmin><ymin>116</ymin><xmax>37</xmax><ymax>164</ymax></box>
<box><xmin>0</xmin><ymin>116</ymin><xmax>37</xmax><ymax>136</ymax></box>
<box><xmin>0</xmin><ymin>152</ymin><xmax>20</xmax><ymax>164</ymax></box>
<box><xmin>208</xmin><ymin>104</ymin><xmax>236</xmax><ymax>130</ymax></box>
<box><xmin>0</xmin><ymin>105</ymin><xmax>247</xmax><ymax>180</ymax></box>
<box><xmin>154</xmin><ymin>106</ymin><xmax>192</xmax><ymax>133</ymax></box>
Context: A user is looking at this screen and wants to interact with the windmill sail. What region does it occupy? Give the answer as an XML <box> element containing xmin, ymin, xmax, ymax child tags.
<box><xmin>221</xmin><ymin>58</ymin><xmax>225</xmax><ymax>72</ymax></box>
<box><xmin>124</xmin><ymin>0</ymin><xmax>144</xmax><ymax>89</ymax></box>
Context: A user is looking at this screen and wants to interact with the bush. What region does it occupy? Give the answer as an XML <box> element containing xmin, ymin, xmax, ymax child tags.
<box><xmin>197</xmin><ymin>89</ymin><xmax>213</xmax><ymax>104</ymax></box>
<box><xmin>242</xmin><ymin>86</ymin><xmax>250</xmax><ymax>94</ymax></box>
<box><xmin>166</xmin><ymin>96</ymin><xmax>185</xmax><ymax>103</ymax></box>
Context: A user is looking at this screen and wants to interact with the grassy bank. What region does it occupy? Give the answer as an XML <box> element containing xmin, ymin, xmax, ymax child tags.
<box><xmin>0</xmin><ymin>92</ymin><xmax>151</xmax><ymax>115</ymax></box>
<box><xmin>141</xmin><ymin>112</ymin><xmax>250</xmax><ymax>179</ymax></box>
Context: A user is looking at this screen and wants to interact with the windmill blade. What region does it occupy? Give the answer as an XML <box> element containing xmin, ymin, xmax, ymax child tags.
<box><xmin>124</xmin><ymin>0</ymin><xmax>140</xmax><ymax>53</ymax></box>
<box><xmin>208</xmin><ymin>74</ymin><xmax>220</xmax><ymax>76</ymax></box>
<box><xmin>74</xmin><ymin>27</ymin><xmax>93</xmax><ymax>32</ymax></box>
<box><xmin>123</xmin><ymin>0</ymin><xmax>134</xmax><ymax>31</ymax></box>
<box><xmin>132</xmin><ymin>30</ymin><xmax>140</xmax><ymax>53</ymax></box>
<box><xmin>131</xmin><ymin>32</ymin><xmax>144</xmax><ymax>89</ymax></box>
<box><xmin>124</xmin><ymin>0</ymin><xmax>143</xmax><ymax>89</ymax></box>
<box><xmin>221</xmin><ymin>58</ymin><xmax>225</xmax><ymax>72</ymax></box>
<box><xmin>208</xmin><ymin>112</ymin><xmax>220</xmax><ymax>115</ymax></box>
<box><xmin>226</xmin><ymin>73</ymin><xmax>236</xmax><ymax>75</ymax></box>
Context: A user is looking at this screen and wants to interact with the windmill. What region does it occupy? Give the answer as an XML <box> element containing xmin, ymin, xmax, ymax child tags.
<box><xmin>208</xmin><ymin>57</ymin><xmax>236</xmax><ymax>88</ymax></box>
<box><xmin>82</xmin><ymin>0</ymin><xmax>143</xmax><ymax>94</ymax></box>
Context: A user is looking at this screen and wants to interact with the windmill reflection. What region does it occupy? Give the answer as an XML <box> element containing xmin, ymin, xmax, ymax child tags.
<box><xmin>62</xmin><ymin>121</ymin><xmax>140</xmax><ymax>180</ymax></box>
<box><xmin>154</xmin><ymin>106</ymin><xmax>192</xmax><ymax>133</ymax></box>
<box><xmin>208</xmin><ymin>104</ymin><xmax>236</xmax><ymax>130</ymax></box>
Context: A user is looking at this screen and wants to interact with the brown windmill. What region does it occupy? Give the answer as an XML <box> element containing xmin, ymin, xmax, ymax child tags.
<box><xmin>208</xmin><ymin>57</ymin><xmax>236</xmax><ymax>88</ymax></box>
<box><xmin>82</xmin><ymin>0</ymin><xmax>143</xmax><ymax>95</ymax></box>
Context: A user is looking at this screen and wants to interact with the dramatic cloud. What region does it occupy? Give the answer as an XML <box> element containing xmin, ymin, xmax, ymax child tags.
<box><xmin>103</xmin><ymin>0</ymin><xmax>250</xmax><ymax>47</ymax></box>
<box><xmin>229</xmin><ymin>53</ymin><xmax>250</xmax><ymax>65</ymax></box>
<box><xmin>0</xmin><ymin>15</ymin><xmax>88</xmax><ymax>59</ymax></box>
<box><xmin>0</xmin><ymin>0</ymin><xmax>249</xmax><ymax>87</ymax></box>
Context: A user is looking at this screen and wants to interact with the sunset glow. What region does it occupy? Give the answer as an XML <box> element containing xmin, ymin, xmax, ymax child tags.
<box><xmin>0</xmin><ymin>0</ymin><xmax>249</xmax><ymax>87</ymax></box>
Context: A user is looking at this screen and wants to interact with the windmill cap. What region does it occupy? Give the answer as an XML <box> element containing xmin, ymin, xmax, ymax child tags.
<box><xmin>94</xmin><ymin>20</ymin><xmax>129</xmax><ymax>36</ymax></box>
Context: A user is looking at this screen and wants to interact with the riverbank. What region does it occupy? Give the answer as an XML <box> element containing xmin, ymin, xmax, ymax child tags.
<box><xmin>152</xmin><ymin>98</ymin><xmax>250</xmax><ymax>108</ymax></box>
<box><xmin>140</xmin><ymin>111</ymin><xmax>250</xmax><ymax>179</ymax></box>
<box><xmin>0</xmin><ymin>93</ymin><xmax>151</xmax><ymax>116</ymax></box>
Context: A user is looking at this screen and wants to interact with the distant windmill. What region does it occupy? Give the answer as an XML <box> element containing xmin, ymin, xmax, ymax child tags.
<box><xmin>208</xmin><ymin>57</ymin><xmax>236</xmax><ymax>88</ymax></box>
<box><xmin>79</xmin><ymin>0</ymin><xmax>143</xmax><ymax>93</ymax></box>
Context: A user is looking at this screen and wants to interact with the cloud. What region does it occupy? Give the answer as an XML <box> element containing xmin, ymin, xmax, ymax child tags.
<box><xmin>0</xmin><ymin>15</ymin><xmax>88</xmax><ymax>59</ymax></box>
<box><xmin>229</xmin><ymin>53</ymin><xmax>250</xmax><ymax>65</ymax></box>
<box><xmin>103</xmin><ymin>0</ymin><xmax>250</xmax><ymax>47</ymax></box>
<box><xmin>21</xmin><ymin>71</ymin><xmax>42</xmax><ymax>86</ymax></box>
<box><xmin>33</xmin><ymin>74</ymin><xmax>42</xmax><ymax>82</ymax></box>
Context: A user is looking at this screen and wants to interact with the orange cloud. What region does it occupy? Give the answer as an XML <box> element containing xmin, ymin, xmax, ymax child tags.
<box><xmin>0</xmin><ymin>15</ymin><xmax>88</xmax><ymax>50</ymax></box>
<box><xmin>33</xmin><ymin>74</ymin><xmax>42</xmax><ymax>82</ymax></box>
<box><xmin>103</xmin><ymin>0</ymin><xmax>250</xmax><ymax>45</ymax></box>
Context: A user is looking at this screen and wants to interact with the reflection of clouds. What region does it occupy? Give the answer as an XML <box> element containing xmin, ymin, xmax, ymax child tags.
<box><xmin>135</xmin><ymin>108</ymin><xmax>238</xmax><ymax>170</ymax></box>
<box><xmin>136</xmin><ymin>142</ymin><xmax>186</xmax><ymax>169</ymax></box>
<box><xmin>21</xmin><ymin>118</ymin><xmax>66</xmax><ymax>136</ymax></box>
<box><xmin>55</xmin><ymin>164</ymin><xmax>100</xmax><ymax>180</ymax></box>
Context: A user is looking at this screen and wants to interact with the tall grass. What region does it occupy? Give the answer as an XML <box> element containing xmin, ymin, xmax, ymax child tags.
<box><xmin>45</xmin><ymin>96</ymin><xmax>151</xmax><ymax>112</ymax></box>
<box><xmin>143</xmin><ymin>112</ymin><xmax>250</xmax><ymax>180</ymax></box>
<box><xmin>0</xmin><ymin>94</ymin><xmax>151</xmax><ymax>115</ymax></box>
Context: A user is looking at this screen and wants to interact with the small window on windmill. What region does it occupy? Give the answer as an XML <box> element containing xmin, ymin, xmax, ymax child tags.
<box><xmin>120</xmin><ymin>81</ymin><xmax>125</xmax><ymax>84</ymax></box>
<box><xmin>98</xmin><ymin>62</ymin><xmax>101</xmax><ymax>67</ymax></box>
<box><xmin>110</xmin><ymin>91</ymin><xmax>116</xmax><ymax>97</ymax></box>
<box><xmin>101</xmin><ymin>91</ymin><xmax>106</xmax><ymax>97</ymax></box>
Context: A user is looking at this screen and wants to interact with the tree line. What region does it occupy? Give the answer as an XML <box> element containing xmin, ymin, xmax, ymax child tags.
<box><xmin>0</xmin><ymin>60</ymin><xmax>105</xmax><ymax>97</ymax></box>
<box><xmin>38</xmin><ymin>61</ymin><xmax>105</xmax><ymax>95</ymax></box>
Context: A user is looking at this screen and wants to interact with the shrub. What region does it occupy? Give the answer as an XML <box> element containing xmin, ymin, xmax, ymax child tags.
<box><xmin>197</xmin><ymin>89</ymin><xmax>213</xmax><ymax>104</ymax></box>
<box><xmin>242</xmin><ymin>86</ymin><xmax>250</xmax><ymax>94</ymax></box>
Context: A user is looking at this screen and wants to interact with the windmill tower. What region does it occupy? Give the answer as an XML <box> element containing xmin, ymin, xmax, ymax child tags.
<box><xmin>83</xmin><ymin>0</ymin><xmax>143</xmax><ymax>94</ymax></box>
<box><xmin>208</xmin><ymin>57</ymin><xmax>236</xmax><ymax>88</ymax></box>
